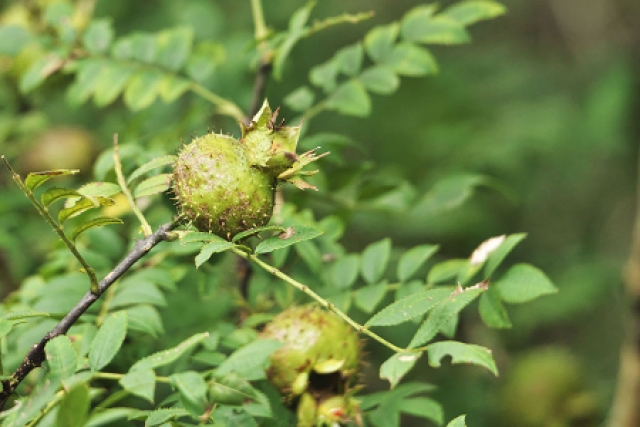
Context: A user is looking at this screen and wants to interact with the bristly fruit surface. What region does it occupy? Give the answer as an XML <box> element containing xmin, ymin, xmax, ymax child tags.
<box><xmin>173</xmin><ymin>100</ymin><xmax>326</xmax><ymax>239</ymax></box>
<box><xmin>261</xmin><ymin>305</ymin><xmax>363</xmax><ymax>427</ymax></box>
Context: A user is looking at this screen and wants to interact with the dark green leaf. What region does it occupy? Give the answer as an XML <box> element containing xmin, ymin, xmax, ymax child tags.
<box><xmin>195</xmin><ymin>241</ymin><xmax>235</xmax><ymax>267</ymax></box>
<box><xmin>366</xmin><ymin>287</ymin><xmax>452</xmax><ymax>327</ymax></box>
<box><xmin>86</xmin><ymin>407</ymin><xmax>139</xmax><ymax>427</ymax></box>
<box><xmin>70</xmin><ymin>217</ymin><xmax>123</xmax><ymax>241</ymax></box>
<box><xmin>232</xmin><ymin>225</ymin><xmax>287</xmax><ymax>243</ymax></box>
<box><xmin>443</xmin><ymin>0</ymin><xmax>507</xmax><ymax>26</ymax></box>
<box><xmin>401</xmin><ymin>6</ymin><xmax>470</xmax><ymax>44</ymax></box>
<box><xmin>381</xmin><ymin>43</ymin><xmax>438</xmax><ymax>76</ymax></box>
<box><xmin>427</xmin><ymin>340</ymin><xmax>498</xmax><ymax>375</ymax></box>
<box><xmin>364</xmin><ymin>23</ymin><xmax>399</xmax><ymax>62</ymax></box>
<box><xmin>284</xmin><ymin>86</ymin><xmax>315</xmax><ymax>112</ymax></box>
<box><xmin>170</xmin><ymin>371</ymin><xmax>207</xmax><ymax>416</ymax></box>
<box><xmin>124</xmin><ymin>305</ymin><xmax>164</xmax><ymax>337</ymax></box>
<box><xmin>380</xmin><ymin>352</ymin><xmax>421</xmax><ymax>388</ymax></box>
<box><xmin>273</xmin><ymin>2</ymin><xmax>314</xmax><ymax>79</ymax></box>
<box><xmin>355</xmin><ymin>281</ymin><xmax>387</xmax><ymax>313</ymax></box>
<box><xmin>485</xmin><ymin>233</ymin><xmax>527</xmax><ymax>276</ymax></box>
<box><xmin>359</xmin><ymin>66</ymin><xmax>400</xmax><ymax>95</ymax></box>
<box><xmin>92</xmin><ymin>63</ymin><xmax>134</xmax><ymax>106</ymax></box>
<box><xmin>41</xmin><ymin>187</ymin><xmax>81</xmax><ymax>207</ymax></box>
<box><xmin>110</xmin><ymin>281</ymin><xmax>166</xmax><ymax>309</ymax></box>
<box><xmin>335</xmin><ymin>43</ymin><xmax>364</xmax><ymax>76</ymax></box>
<box><xmin>25</xmin><ymin>169</ymin><xmax>79</xmax><ymax>192</ymax></box>
<box><xmin>89</xmin><ymin>311</ymin><xmax>128</xmax><ymax>371</ymax></box>
<box><xmin>156</xmin><ymin>27</ymin><xmax>194</xmax><ymax>71</ymax></box>
<box><xmin>330</xmin><ymin>254</ymin><xmax>360</xmax><ymax>289</ymax></box>
<box><xmin>210</xmin><ymin>372</ymin><xmax>258</xmax><ymax>405</ymax></box>
<box><xmin>326</xmin><ymin>80</ymin><xmax>371</xmax><ymax>117</ymax></box>
<box><xmin>132</xmin><ymin>332</ymin><xmax>209</xmax><ymax>371</ymax></box>
<box><xmin>181</xmin><ymin>231</ymin><xmax>228</xmax><ymax>244</ymax></box>
<box><xmin>361</xmin><ymin>238</ymin><xmax>391</xmax><ymax>283</ymax></box>
<box><xmin>495</xmin><ymin>263</ymin><xmax>558</xmax><ymax>304</ymax></box>
<box><xmin>19</xmin><ymin>54</ymin><xmax>64</xmax><ymax>93</ymax></box>
<box><xmin>57</xmin><ymin>384</ymin><xmax>90</xmax><ymax>427</ymax></box>
<box><xmin>123</xmin><ymin>70</ymin><xmax>164</xmax><ymax>111</ymax></box>
<box><xmin>415</xmin><ymin>174</ymin><xmax>487</xmax><ymax>214</ymax></box>
<box><xmin>119</xmin><ymin>368</ymin><xmax>155</xmax><ymax>403</ymax></box>
<box><xmin>478</xmin><ymin>288</ymin><xmax>511</xmax><ymax>329</ymax></box>
<box><xmin>45</xmin><ymin>335</ymin><xmax>78</xmax><ymax>382</ymax></box>
<box><xmin>255</xmin><ymin>225</ymin><xmax>323</xmax><ymax>255</ymax></box>
<box><xmin>399</xmin><ymin>397</ymin><xmax>443</xmax><ymax>425</ymax></box>
<box><xmin>0</xmin><ymin>25</ymin><xmax>33</xmax><ymax>56</ymax></box>
<box><xmin>128</xmin><ymin>155</ymin><xmax>177</xmax><ymax>184</ymax></box>
<box><xmin>409</xmin><ymin>287</ymin><xmax>484</xmax><ymax>347</ymax></box>
<box><xmin>82</xmin><ymin>19</ymin><xmax>114</xmax><ymax>54</ymax></box>
<box><xmin>216</xmin><ymin>339</ymin><xmax>282</xmax><ymax>380</ymax></box>
<box><xmin>397</xmin><ymin>244</ymin><xmax>439</xmax><ymax>281</ymax></box>
<box><xmin>145</xmin><ymin>408</ymin><xmax>191</xmax><ymax>426</ymax></box>
<box><xmin>133</xmin><ymin>173</ymin><xmax>172</xmax><ymax>198</ymax></box>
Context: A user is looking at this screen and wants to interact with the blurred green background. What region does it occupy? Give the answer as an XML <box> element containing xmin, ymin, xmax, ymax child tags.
<box><xmin>1</xmin><ymin>0</ymin><xmax>639</xmax><ymax>425</ymax></box>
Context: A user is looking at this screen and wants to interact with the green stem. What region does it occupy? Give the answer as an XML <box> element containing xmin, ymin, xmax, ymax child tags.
<box><xmin>92</xmin><ymin>371</ymin><xmax>171</xmax><ymax>383</ymax></box>
<box><xmin>1</xmin><ymin>156</ymin><xmax>99</xmax><ymax>294</ymax></box>
<box><xmin>231</xmin><ymin>247</ymin><xmax>416</xmax><ymax>354</ymax></box>
<box><xmin>189</xmin><ymin>83</ymin><xmax>245</xmax><ymax>121</ymax></box>
<box><xmin>250</xmin><ymin>0</ymin><xmax>268</xmax><ymax>46</ymax></box>
<box><xmin>113</xmin><ymin>135</ymin><xmax>152</xmax><ymax>237</ymax></box>
<box><xmin>25</xmin><ymin>390</ymin><xmax>64</xmax><ymax>427</ymax></box>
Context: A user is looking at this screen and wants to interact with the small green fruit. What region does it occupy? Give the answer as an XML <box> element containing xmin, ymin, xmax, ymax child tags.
<box><xmin>173</xmin><ymin>100</ymin><xmax>324</xmax><ymax>239</ymax></box>
<box><xmin>261</xmin><ymin>305</ymin><xmax>363</xmax><ymax>427</ymax></box>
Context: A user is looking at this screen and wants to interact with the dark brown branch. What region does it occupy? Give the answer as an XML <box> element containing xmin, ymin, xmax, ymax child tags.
<box><xmin>0</xmin><ymin>221</ymin><xmax>177</xmax><ymax>410</ymax></box>
<box><xmin>245</xmin><ymin>60</ymin><xmax>273</xmax><ymax>124</ymax></box>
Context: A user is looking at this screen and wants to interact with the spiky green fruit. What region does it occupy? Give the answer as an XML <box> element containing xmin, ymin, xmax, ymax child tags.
<box><xmin>261</xmin><ymin>305</ymin><xmax>363</xmax><ymax>427</ymax></box>
<box><xmin>173</xmin><ymin>100</ymin><xmax>324</xmax><ymax>239</ymax></box>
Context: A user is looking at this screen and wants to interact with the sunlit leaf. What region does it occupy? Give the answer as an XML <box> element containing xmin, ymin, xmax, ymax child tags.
<box><xmin>41</xmin><ymin>187</ymin><xmax>81</xmax><ymax>207</ymax></box>
<box><xmin>145</xmin><ymin>408</ymin><xmax>191</xmax><ymax>426</ymax></box>
<box><xmin>409</xmin><ymin>287</ymin><xmax>484</xmax><ymax>347</ymax></box>
<box><xmin>495</xmin><ymin>263</ymin><xmax>558</xmax><ymax>304</ymax></box>
<box><xmin>133</xmin><ymin>173</ymin><xmax>173</xmax><ymax>198</ymax></box>
<box><xmin>397</xmin><ymin>244</ymin><xmax>439</xmax><ymax>281</ymax></box>
<box><xmin>170</xmin><ymin>371</ymin><xmax>207</xmax><ymax>416</ymax></box>
<box><xmin>216</xmin><ymin>339</ymin><xmax>282</xmax><ymax>380</ymax></box>
<box><xmin>366</xmin><ymin>287</ymin><xmax>453</xmax><ymax>327</ymax></box>
<box><xmin>195</xmin><ymin>240</ymin><xmax>235</xmax><ymax>267</ymax></box>
<box><xmin>355</xmin><ymin>281</ymin><xmax>387</xmax><ymax>313</ymax></box>
<box><xmin>364</xmin><ymin>23</ymin><xmax>399</xmax><ymax>62</ymax></box>
<box><xmin>427</xmin><ymin>340</ymin><xmax>498</xmax><ymax>375</ymax></box>
<box><xmin>70</xmin><ymin>217</ymin><xmax>123</xmax><ymax>241</ymax></box>
<box><xmin>444</xmin><ymin>0</ymin><xmax>506</xmax><ymax>26</ymax></box>
<box><xmin>25</xmin><ymin>169</ymin><xmax>79</xmax><ymax>192</ymax></box>
<box><xmin>359</xmin><ymin>66</ymin><xmax>400</xmax><ymax>95</ymax></box>
<box><xmin>255</xmin><ymin>225</ymin><xmax>323</xmax><ymax>255</ymax></box>
<box><xmin>131</xmin><ymin>332</ymin><xmax>208</xmax><ymax>371</ymax></box>
<box><xmin>380</xmin><ymin>352</ymin><xmax>421</xmax><ymax>388</ymax></box>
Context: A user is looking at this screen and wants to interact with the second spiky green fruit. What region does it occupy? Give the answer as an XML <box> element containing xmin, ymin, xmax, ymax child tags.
<box><xmin>173</xmin><ymin>100</ymin><xmax>324</xmax><ymax>239</ymax></box>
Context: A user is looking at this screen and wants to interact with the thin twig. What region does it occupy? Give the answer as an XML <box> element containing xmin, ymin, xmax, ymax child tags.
<box><xmin>0</xmin><ymin>222</ymin><xmax>177</xmax><ymax>410</ymax></box>
<box><xmin>1</xmin><ymin>156</ymin><xmax>100</xmax><ymax>294</ymax></box>
<box><xmin>113</xmin><ymin>134</ymin><xmax>152</xmax><ymax>237</ymax></box>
